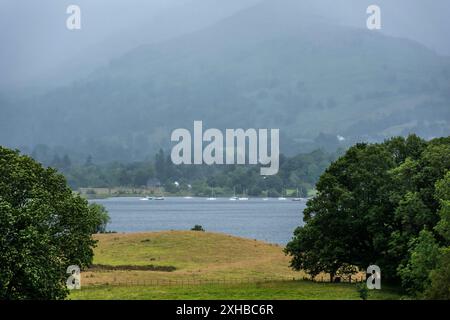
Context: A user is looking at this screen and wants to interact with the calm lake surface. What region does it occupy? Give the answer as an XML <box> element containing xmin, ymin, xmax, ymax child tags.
<box><xmin>90</xmin><ymin>197</ymin><xmax>306</xmax><ymax>245</ymax></box>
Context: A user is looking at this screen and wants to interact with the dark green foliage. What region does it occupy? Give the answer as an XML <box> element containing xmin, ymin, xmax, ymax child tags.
<box><xmin>191</xmin><ymin>225</ymin><xmax>205</xmax><ymax>232</ymax></box>
<box><xmin>286</xmin><ymin>135</ymin><xmax>450</xmax><ymax>298</ymax></box>
<box><xmin>356</xmin><ymin>283</ymin><xmax>369</xmax><ymax>301</ymax></box>
<box><xmin>0</xmin><ymin>147</ymin><xmax>101</xmax><ymax>300</ymax></box>
<box><xmin>434</xmin><ymin>172</ymin><xmax>450</xmax><ymax>243</ymax></box>
<box><xmin>397</xmin><ymin>230</ymin><xmax>440</xmax><ymax>297</ymax></box>
<box><xmin>89</xmin><ymin>203</ymin><xmax>111</xmax><ymax>234</ymax></box>
<box><xmin>425</xmin><ymin>248</ymin><xmax>450</xmax><ymax>300</ymax></box>
<box><xmin>423</xmin><ymin>173</ymin><xmax>450</xmax><ymax>299</ymax></box>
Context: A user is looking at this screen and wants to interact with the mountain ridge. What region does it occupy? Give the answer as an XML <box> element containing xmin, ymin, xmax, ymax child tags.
<box><xmin>2</xmin><ymin>0</ymin><xmax>449</xmax><ymax>162</ymax></box>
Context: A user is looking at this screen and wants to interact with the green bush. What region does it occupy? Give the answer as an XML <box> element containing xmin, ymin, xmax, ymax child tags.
<box><xmin>425</xmin><ymin>248</ymin><xmax>450</xmax><ymax>300</ymax></box>
<box><xmin>356</xmin><ymin>283</ymin><xmax>369</xmax><ymax>300</ymax></box>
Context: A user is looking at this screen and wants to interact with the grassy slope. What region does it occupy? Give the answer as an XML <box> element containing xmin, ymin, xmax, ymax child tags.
<box><xmin>81</xmin><ymin>231</ymin><xmax>299</xmax><ymax>283</ymax></box>
<box><xmin>69</xmin><ymin>231</ymin><xmax>402</xmax><ymax>300</ymax></box>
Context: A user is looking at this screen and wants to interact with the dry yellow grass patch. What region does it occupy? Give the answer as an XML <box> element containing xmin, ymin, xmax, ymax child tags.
<box><xmin>82</xmin><ymin>231</ymin><xmax>302</xmax><ymax>285</ymax></box>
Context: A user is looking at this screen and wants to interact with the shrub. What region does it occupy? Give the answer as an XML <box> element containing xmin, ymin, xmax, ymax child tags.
<box><xmin>356</xmin><ymin>283</ymin><xmax>369</xmax><ymax>300</ymax></box>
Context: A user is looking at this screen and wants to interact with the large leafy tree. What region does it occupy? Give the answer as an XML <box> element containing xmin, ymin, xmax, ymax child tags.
<box><xmin>286</xmin><ymin>135</ymin><xmax>450</xmax><ymax>289</ymax></box>
<box><xmin>424</xmin><ymin>172</ymin><xmax>450</xmax><ymax>299</ymax></box>
<box><xmin>434</xmin><ymin>171</ymin><xmax>450</xmax><ymax>243</ymax></box>
<box><xmin>387</xmin><ymin>138</ymin><xmax>450</xmax><ymax>276</ymax></box>
<box><xmin>425</xmin><ymin>248</ymin><xmax>450</xmax><ymax>299</ymax></box>
<box><xmin>286</xmin><ymin>142</ymin><xmax>398</xmax><ymax>280</ymax></box>
<box><xmin>0</xmin><ymin>147</ymin><xmax>100</xmax><ymax>299</ymax></box>
<box><xmin>398</xmin><ymin>171</ymin><xmax>450</xmax><ymax>298</ymax></box>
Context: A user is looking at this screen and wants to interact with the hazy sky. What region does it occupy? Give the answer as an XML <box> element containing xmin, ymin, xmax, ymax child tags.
<box><xmin>1</xmin><ymin>0</ymin><xmax>449</xmax><ymax>88</ymax></box>
<box><xmin>0</xmin><ymin>0</ymin><xmax>260</xmax><ymax>88</ymax></box>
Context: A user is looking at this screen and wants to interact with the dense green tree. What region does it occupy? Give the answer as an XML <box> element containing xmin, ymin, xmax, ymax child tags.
<box><xmin>397</xmin><ymin>229</ymin><xmax>440</xmax><ymax>297</ymax></box>
<box><xmin>286</xmin><ymin>142</ymin><xmax>398</xmax><ymax>280</ymax></box>
<box><xmin>286</xmin><ymin>216</ymin><xmax>351</xmax><ymax>281</ymax></box>
<box><xmin>423</xmin><ymin>173</ymin><xmax>450</xmax><ymax>299</ymax></box>
<box><xmin>89</xmin><ymin>203</ymin><xmax>111</xmax><ymax>233</ymax></box>
<box><xmin>286</xmin><ymin>135</ymin><xmax>450</xmax><ymax>293</ymax></box>
<box><xmin>425</xmin><ymin>248</ymin><xmax>450</xmax><ymax>299</ymax></box>
<box><xmin>434</xmin><ymin>171</ymin><xmax>450</xmax><ymax>243</ymax></box>
<box><xmin>191</xmin><ymin>225</ymin><xmax>205</xmax><ymax>232</ymax></box>
<box><xmin>0</xmin><ymin>147</ymin><xmax>100</xmax><ymax>300</ymax></box>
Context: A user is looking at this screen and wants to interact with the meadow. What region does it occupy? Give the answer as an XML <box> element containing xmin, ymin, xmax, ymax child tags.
<box><xmin>69</xmin><ymin>231</ymin><xmax>402</xmax><ymax>300</ymax></box>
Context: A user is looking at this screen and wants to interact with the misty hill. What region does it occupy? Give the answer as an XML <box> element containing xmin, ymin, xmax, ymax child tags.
<box><xmin>2</xmin><ymin>0</ymin><xmax>450</xmax><ymax>162</ymax></box>
<box><xmin>0</xmin><ymin>0</ymin><xmax>261</xmax><ymax>90</ymax></box>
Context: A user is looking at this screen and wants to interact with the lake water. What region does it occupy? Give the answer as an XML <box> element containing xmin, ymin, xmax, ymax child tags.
<box><xmin>90</xmin><ymin>197</ymin><xmax>306</xmax><ymax>245</ymax></box>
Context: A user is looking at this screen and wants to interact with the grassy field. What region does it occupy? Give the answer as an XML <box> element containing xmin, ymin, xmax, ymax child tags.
<box><xmin>69</xmin><ymin>231</ymin><xmax>402</xmax><ymax>300</ymax></box>
<box><xmin>70</xmin><ymin>281</ymin><xmax>401</xmax><ymax>300</ymax></box>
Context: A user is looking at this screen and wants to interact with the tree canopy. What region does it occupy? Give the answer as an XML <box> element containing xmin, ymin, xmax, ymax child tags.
<box><xmin>285</xmin><ymin>135</ymin><xmax>450</xmax><ymax>297</ymax></box>
<box><xmin>0</xmin><ymin>147</ymin><xmax>105</xmax><ymax>299</ymax></box>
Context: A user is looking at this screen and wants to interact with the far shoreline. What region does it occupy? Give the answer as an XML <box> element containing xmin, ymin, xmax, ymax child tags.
<box><xmin>75</xmin><ymin>186</ymin><xmax>317</xmax><ymax>200</ymax></box>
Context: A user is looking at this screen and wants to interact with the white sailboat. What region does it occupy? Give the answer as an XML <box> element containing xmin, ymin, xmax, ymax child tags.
<box><xmin>238</xmin><ymin>189</ymin><xmax>249</xmax><ymax>201</ymax></box>
<box><xmin>207</xmin><ymin>187</ymin><xmax>216</xmax><ymax>200</ymax></box>
<box><xmin>154</xmin><ymin>187</ymin><xmax>165</xmax><ymax>200</ymax></box>
<box><xmin>292</xmin><ymin>188</ymin><xmax>302</xmax><ymax>201</ymax></box>
<box><xmin>278</xmin><ymin>189</ymin><xmax>287</xmax><ymax>200</ymax></box>
<box><xmin>229</xmin><ymin>187</ymin><xmax>238</xmax><ymax>201</ymax></box>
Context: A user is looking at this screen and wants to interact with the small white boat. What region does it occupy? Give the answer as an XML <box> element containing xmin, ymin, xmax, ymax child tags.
<box><xmin>207</xmin><ymin>187</ymin><xmax>216</xmax><ymax>200</ymax></box>
<box><xmin>278</xmin><ymin>188</ymin><xmax>287</xmax><ymax>200</ymax></box>
<box><xmin>292</xmin><ymin>188</ymin><xmax>302</xmax><ymax>201</ymax></box>
<box><xmin>154</xmin><ymin>187</ymin><xmax>165</xmax><ymax>200</ymax></box>
<box><xmin>239</xmin><ymin>189</ymin><xmax>249</xmax><ymax>200</ymax></box>
<box><xmin>229</xmin><ymin>187</ymin><xmax>238</xmax><ymax>201</ymax></box>
<box><xmin>262</xmin><ymin>198</ymin><xmax>269</xmax><ymax>201</ymax></box>
<box><xmin>184</xmin><ymin>196</ymin><xmax>193</xmax><ymax>199</ymax></box>
<box><xmin>140</xmin><ymin>196</ymin><xmax>152</xmax><ymax>201</ymax></box>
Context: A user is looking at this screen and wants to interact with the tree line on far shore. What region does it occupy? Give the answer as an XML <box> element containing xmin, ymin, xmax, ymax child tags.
<box><xmin>35</xmin><ymin>148</ymin><xmax>341</xmax><ymax>197</ymax></box>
